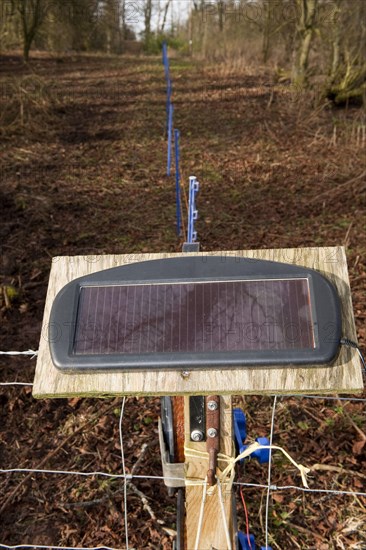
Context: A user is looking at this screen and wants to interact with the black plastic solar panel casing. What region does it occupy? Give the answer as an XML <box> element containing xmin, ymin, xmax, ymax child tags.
<box><xmin>49</xmin><ymin>256</ymin><xmax>342</xmax><ymax>373</ymax></box>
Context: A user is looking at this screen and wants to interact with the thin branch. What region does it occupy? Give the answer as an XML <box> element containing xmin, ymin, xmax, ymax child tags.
<box><xmin>310</xmin><ymin>169</ymin><xmax>366</xmax><ymax>202</ymax></box>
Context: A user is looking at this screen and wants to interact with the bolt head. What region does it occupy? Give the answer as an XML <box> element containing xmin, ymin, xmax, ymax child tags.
<box><xmin>207</xmin><ymin>428</ymin><xmax>218</xmax><ymax>438</ymax></box>
<box><xmin>207</xmin><ymin>400</ymin><xmax>218</xmax><ymax>411</ymax></box>
<box><xmin>191</xmin><ymin>430</ymin><xmax>204</xmax><ymax>442</ymax></box>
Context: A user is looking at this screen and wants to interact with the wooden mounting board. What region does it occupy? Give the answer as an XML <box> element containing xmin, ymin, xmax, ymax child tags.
<box><xmin>33</xmin><ymin>247</ymin><xmax>363</xmax><ymax>398</ymax></box>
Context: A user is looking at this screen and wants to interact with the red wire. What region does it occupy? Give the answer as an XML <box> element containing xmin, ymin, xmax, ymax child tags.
<box><xmin>240</xmin><ymin>486</ymin><xmax>253</xmax><ymax>550</ymax></box>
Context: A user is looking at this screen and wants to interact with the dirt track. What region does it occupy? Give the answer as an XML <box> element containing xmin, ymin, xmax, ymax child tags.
<box><xmin>0</xmin><ymin>53</ymin><xmax>365</xmax><ymax>549</ymax></box>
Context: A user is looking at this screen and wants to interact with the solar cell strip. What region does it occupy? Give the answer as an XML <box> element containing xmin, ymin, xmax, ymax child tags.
<box><xmin>73</xmin><ymin>279</ymin><xmax>315</xmax><ymax>356</ymax></box>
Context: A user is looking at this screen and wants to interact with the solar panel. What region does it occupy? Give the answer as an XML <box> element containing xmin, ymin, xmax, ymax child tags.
<box><xmin>49</xmin><ymin>256</ymin><xmax>342</xmax><ymax>372</ymax></box>
<box><xmin>73</xmin><ymin>279</ymin><xmax>314</xmax><ymax>355</ymax></box>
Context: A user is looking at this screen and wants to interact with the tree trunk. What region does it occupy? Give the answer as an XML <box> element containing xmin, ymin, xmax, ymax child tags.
<box><xmin>262</xmin><ymin>1</ymin><xmax>271</xmax><ymax>63</ymax></box>
<box><xmin>144</xmin><ymin>0</ymin><xmax>152</xmax><ymax>47</ymax></box>
<box><xmin>330</xmin><ymin>0</ymin><xmax>342</xmax><ymax>83</ymax></box>
<box><xmin>18</xmin><ymin>0</ymin><xmax>46</xmax><ymax>62</ymax></box>
<box><xmin>23</xmin><ymin>37</ymin><xmax>32</xmax><ymax>61</ymax></box>
<box><xmin>292</xmin><ymin>0</ymin><xmax>318</xmax><ymax>86</ymax></box>
<box><xmin>160</xmin><ymin>0</ymin><xmax>171</xmax><ymax>33</ymax></box>
<box><xmin>218</xmin><ymin>0</ymin><xmax>224</xmax><ymax>32</ymax></box>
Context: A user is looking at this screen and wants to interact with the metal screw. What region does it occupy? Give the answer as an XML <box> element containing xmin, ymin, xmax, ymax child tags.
<box><xmin>207</xmin><ymin>400</ymin><xmax>218</xmax><ymax>411</ymax></box>
<box><xmin>207</xmin><ymin>428</ymin><xmax>218</xmax><ymax>438</ymax></box>
<box><xmin>191</xmin><ymin>430</ymin><xmax>204</xmax><ymax>442</ymax></box>
<box><xmin>181</xmin><ymin>370</ymin><xmax>190</xmax><ymax>379</ymax></box>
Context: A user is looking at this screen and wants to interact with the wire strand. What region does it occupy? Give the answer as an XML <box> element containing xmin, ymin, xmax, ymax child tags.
<box><xmin>217</xmin><ymin>477</ymin><xmax>232</xmax><ymax>550</ymax></box>
<box><xmin>0</xmin><ymin>382</ymin><xmax>33</xmax><ymax>387</ymax></box>
<box><xmin>194</xmin><ymin>477</ymin><xmax>208</xmax><ymax>550</ymax></box>
<box><xmin>0</xmin><ymin>350</ymin><xmax>38</xmax><ymax>359</ymax></box>
<box><xmin>265</xmin><ymin>395</ymin><xmax>277</xmax><ymax>549</ymax></box>
<box><xmin>0</xmin><ymin>545</ymin><xmax>122</xmax><ymax>550</ymax></box>
<box><xmin>119</xmin><ymin>397</ymin><xmax>129</xmax><ymax>550</ymax></box>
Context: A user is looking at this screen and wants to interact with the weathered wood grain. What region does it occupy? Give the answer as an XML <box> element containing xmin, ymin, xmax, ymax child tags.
<box><xmin>184</xmin><ymin>395</ymin><xmax>234</xmax><ymax>549</ymax></box>
<box><xmin>33</xmin><ymin>247</ymin><xmax>363</xmax><ymax>398</ymax></box>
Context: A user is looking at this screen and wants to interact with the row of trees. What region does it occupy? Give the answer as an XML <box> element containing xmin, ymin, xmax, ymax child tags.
<box><xmin>0</xmin><ymin>0</ymin><xmax>140</xmax><ymax>59</ymax></box>
<box><xmin>187</xmin><ymin>0</ymin><xmax>366</xmax><ymax>102</ymax></box>
<box><xmin>0</xmin><ymin>1</ymin><xmax>365</xmax><ymax>103</ymax></box>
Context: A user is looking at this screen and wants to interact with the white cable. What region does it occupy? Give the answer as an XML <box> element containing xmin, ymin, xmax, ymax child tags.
<box><xmin>0</xmin><ymin>467</ymin><xmax>183</xmax><ymax>482</ymax></box>
<box><xmin>0</xmin><ymin>350</ymin><xmax>38</xmax><ymax>359</ymax></box>
<box><xmin>265</xmin><ymin>395</ymin><xmax>277</xmax><ymax>549</ymax></box>
<box><xmin>119</xmin><ymin>397</ymin><xmax>129</xmax><ymax>550</ymax></box>
<box><xmin>194</xmin><ymin>477</ymin><xmax>208</xmax><ymax>550</ymax></box>
<box><xmin>217</xmin><ymin>477</ymin><xmax>232</xmax><ymax>550</ymax></box>
<box><xmin>281</xmin><ymin>394</ymin><xmax>366</xmax><ymax>402</ymax></box>
<box><xmin>234</xmin><ymin>481</ymin><xmax>366</xmax><ymax>498</ymax></box>
<box><xmin>0</xmin><ymin>545</ymin><xmax>122</xmax><ymax>550</ymax></box>
<box><xmin>192</xmin><ymin>477</ymin><xmax>232</xmax><ymax>550</ymax></box>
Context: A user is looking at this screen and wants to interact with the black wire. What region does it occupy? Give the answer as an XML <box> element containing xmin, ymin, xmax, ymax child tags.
<box><xmin>340</xmin><ymin>338</ymin><xmax>366</xmax><ymax>374</ymax></box>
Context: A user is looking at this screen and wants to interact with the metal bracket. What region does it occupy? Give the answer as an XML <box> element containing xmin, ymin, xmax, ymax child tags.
<box><xmin>182</xmin><ymin>242</ymin><xmax>200</xmax><ymax>252</ymax></box>
<box><xmin>206</xmin><ymin>395</ymin><xmax>220</xmax><ymax>485</ymax></box>
<box><xmin>158</xmin><ymin>418</ymin><xmax>185</xmax><ymax>489</ymax></box>
<box><xmin>189</xmin><ymin>396</ymin><xmax>206</xmax><ymax>442</ymax></box>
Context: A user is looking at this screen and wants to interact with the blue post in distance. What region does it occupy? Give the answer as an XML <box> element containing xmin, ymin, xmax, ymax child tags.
<box><xmin>174</xmin><ymin>129</ymin><xmax>182</xmax><ymax>236</ymax></box>
<box><xmin>167</xmin><ymin>102</ymin><xmax>174</xmax><ymax>176</ymax></box>
<box><xmin>187</xmin><ymin>176</ymin><xmax>199</xmax><ymax>243</ymax></box>
<box><xmin>162</xmin><ymin>40</ymin><xmax>171</xmax><ymax>132</ymax></box>
<box><xmin>166</xmin><ymin>78</ymin><xmax>172</xmax><ymax>132</ymax></box>
<box><xmin>162</xmin><ymin>41</ymin><xmax>170</xmax><ymax>81</ymax></box>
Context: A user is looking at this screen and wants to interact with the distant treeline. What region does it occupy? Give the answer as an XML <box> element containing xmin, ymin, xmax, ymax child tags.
<box><xmin>1</xmin><ymin>1</ymin><xmax>365</xmax><ymax>104</ymax></box>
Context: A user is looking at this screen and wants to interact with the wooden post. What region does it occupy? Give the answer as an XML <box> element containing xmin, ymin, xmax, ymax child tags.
<box><xmin>184</xmin><ymin>395</ymin><xmax>235</xmax><ymax>549</ymax></box>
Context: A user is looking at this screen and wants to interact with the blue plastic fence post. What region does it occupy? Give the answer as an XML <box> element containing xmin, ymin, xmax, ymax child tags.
<box><xmin>167</xmin><ymin>103</ymin><xmax>174</xmax><ymax>176</ymax></box>
<box><xmin>187</xmin><ymin>176</ymin><xmax>199</xmax><ymax>243</ymax></box>
<box><xmin>162</xmin><ymin>41</ymin><xmax>170</xmax><ymax>81</ymax></box>
<box><xmin>174</xmin><ymin>129</ymin><xmax>182</xmax><ymax>236</ymax></box>
<box><xmin>162</xmin><ymin>41</ymin><xmax>171</xmax><ymax>132</ymax></box>
<box><xmin>166</xmin><ymin>78</ymin><xmax>172</xmax><ymax>131</ymax></box>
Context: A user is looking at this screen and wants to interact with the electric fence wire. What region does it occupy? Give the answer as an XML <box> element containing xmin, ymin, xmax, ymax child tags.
<box><xmin>264</xmin><ymin>395</ymin><xmax>277</xmax><ymax>550</ymax></box>
<box><xmin>0</xmin><ymin>545</ymin><xmax>123</xmax><ymax>550</ymax></box>
<box><xmin>119</xmin><ymin>397</ymin><xmax>129</xmax><ymax>550</ymax></box>
<box><xmin>0</xmin><ymin>401</ymin><xmax>366</xmax><ymax>548</ymax></box>
<box><xmin>0</xmin><ymin>350</ymin><xmax>37</xmax><ymax>386</ymax></box>
<box><xmin>0</xmin><ymin>466</ymin><xmax>365</xmax><ymax>495</ymax></box>
<box><xmin>0</xmin><ymin>382</ymin><xmax>33</xmax><ymax>387</ymax></box>
<box><xmin>0</xmin><ymin>350</ymin><xmax>38</xmax><ymax>358</ymax></box>
<box><xmin>1</xmin><ymin>349</ymin><xmax>366</xmax><ymax>547</ymax></box>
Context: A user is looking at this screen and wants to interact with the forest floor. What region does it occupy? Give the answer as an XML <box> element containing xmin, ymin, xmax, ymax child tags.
<box><xmin>0</xmin><ymin>52</ymin><xmax>365</xmax><ymax>549</ymax></box>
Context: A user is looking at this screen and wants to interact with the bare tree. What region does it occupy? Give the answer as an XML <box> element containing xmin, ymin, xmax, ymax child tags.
<box><xmin>16</xmin><ymin>0</ymin><xmax>49</xmax><ymax>61</ymax></box>
<box><xmin>160</xmin><ymin>0</ymin><xmax>171</xmax><ymax>34</ymax></box>
<box><xmin>143</xmin><ymin>0</ymin><xmax>153</xmax><ymax>47</ymax></box>
<box><xmin>325</xmin><ymin>0</ymin><xmax>366</xmax><ymax>104</ymax></box>
<box><xmin>218</xmin><ymin>0</ymin><xmax>224</xmax><ymax>32</ymax></box>
<box><xmin>121</xmin><ymin>0</ymin><xmax>130</xmax><ymax>40</ymax></box>
<box><xmin>329</xmin><ymin>0</ymin><xmax>342</xmax><ymax>82</ymax></box>
<box><xmin>292</xmin><ymin>0</ymin><xmax>318</xmax><ymax>86</ymax></box>
<box><xmin>0</xmin><ymin>0</ymin><xmax>15</xmax><ymax>52</ymax></box>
